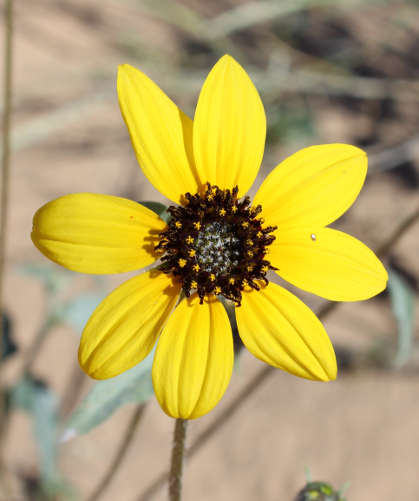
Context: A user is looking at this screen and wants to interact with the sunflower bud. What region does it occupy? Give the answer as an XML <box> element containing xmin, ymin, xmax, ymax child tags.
<box><xmin>295</xmin><ymin>481</ymin><xmax>346</xmax><ymax>501</ymax></box>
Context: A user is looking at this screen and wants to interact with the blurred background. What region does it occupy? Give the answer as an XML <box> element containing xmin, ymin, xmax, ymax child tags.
<box><xmin>1</xmin><ymin>0</ymin><xmax>419</xmax><ymax>500</ymax></box>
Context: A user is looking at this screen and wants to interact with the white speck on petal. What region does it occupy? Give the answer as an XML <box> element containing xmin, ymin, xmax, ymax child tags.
<box><xmin>311</xmin><ymin>233</ymin><xmax>316</xmax><ymax>241</ymax></box>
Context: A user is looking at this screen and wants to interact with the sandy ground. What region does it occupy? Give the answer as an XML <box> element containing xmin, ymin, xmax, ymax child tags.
<box><xmin>1</xmin><ymin>1</ymin><xmax>419</xmax><ymax>500</ymax></box>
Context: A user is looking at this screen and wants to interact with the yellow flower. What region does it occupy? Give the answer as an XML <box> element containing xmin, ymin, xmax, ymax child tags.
<box><xmin>31</xmin><ymin>55</ymin><xmax>387</xmax><ymax>420</ymax></box>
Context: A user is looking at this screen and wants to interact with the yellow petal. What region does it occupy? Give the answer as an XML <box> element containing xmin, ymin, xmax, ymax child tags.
<box><xmin>79</xmin><ymin>271</ymin><xmax>180</xmax><ymax>379</ymax></box>
<box><xmin>236</xmin><ymin>283</ymin><xmax>337</xmax><ymax>381</ymax></box>
<box><xmin>193</xmin><ymin>55</ymin><xmax>266</xmax><ymax>195</ymax></box>
<box><xmin>118</xmin><ymin>64</ymin><xmax>200</xmax><ymax>203</ymax></box>
<box><xmin>31</xmin><ymin>193</ymin><xmax>166</xmax><ymax>274</ymax></box>
<box><xmin>254</xmin><ymin>144</ymin><xmax>367</xmax><ymax>229</ymax></box>
<box><xmin>152</xmin><ymin>295</ymin><xmax>234</xmax><ymax>419</ymax></box>
<box><xmin>269</xmin><ymin>227</ymin><xmax>388</xmax><ymax>301</ymax></box>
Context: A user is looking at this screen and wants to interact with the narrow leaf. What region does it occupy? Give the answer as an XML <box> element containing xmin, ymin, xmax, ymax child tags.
<box><xmin>1</xmin><ymin>312</ymin><xmax>18</xmax><ymax>360</ymax></box>
<box><xmin>63</xmin><ymin>350</ymin><xmax>154</xmax><ymax>439</ymax></box>
<box><xmin>388</xmin><ymin>268</ymin><xmax>415</xmax><ymax>368</ymax></box>
<box><xmin>140</xmin><ymin>201</ymin><xmax>170</xmax><ymax>223</ymax></box>
<box><xmin>10</xmin><ymin>376</ymin><xmax>63</xmax><ymax>487</ymax></box>
<box><xmin>55</xmin><ymin>293</ymin><xmax>104</xmax><ymax>334</ymax></box>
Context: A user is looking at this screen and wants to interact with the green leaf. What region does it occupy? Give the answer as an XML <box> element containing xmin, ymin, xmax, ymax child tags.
<box><xmin>219</xmin><ymin>297</ymin><xmax>243</xmax><ymax>358</ymax></box>
<box><xmin>33</xmin><ymin>384</ymin><xmax>59</xmax><ymax>482</ymax></box>
<box><xmin>18</xmin><ymin>262</ymin><xmax>73</xmax><ymax>297</ymax></box>
<box><xmin>1</xmin><ymin>312</ymin><xmax>18</xmax><ymax>360</ymax></box>
<box><xmin>388</xmin><ymin>268</ymin><xmax>415</xmax><ymax>368</ymax></box>
<box><xmin>54</xmin><ymin>293</ymin><xmax>104</xmax><ymax>334</ymax></box>
<box><xmin>63</xmin><ymin>350</ymin><xmax>154</xmax><ymax>439</ymax></box>
<box><xmin>10</xmin><ymin>376</ymin><xmax>62</xmax><ymax>486</ymax></box>
<box><xmin>139</xmin><ymin>201</ymin><xmax>170</xmax><ymax>223</ymax></box>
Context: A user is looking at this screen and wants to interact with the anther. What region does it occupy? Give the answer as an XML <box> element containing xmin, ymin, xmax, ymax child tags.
<box><xmin>175</xmin><ymin>221</ymin><xmax>182</xmax><ymax>229</ymax></box>
<box><xmin>186</xmin><ymin>235</ymin><xmax>194</xmax><ymax>244</ymax></box>
<box><xmin>193</xmin><ymin>263</ymin><xmax>200</xmax><ymax>272</ymax></box>
<box><xmin>188</xmin><ymin>249</ymin><xmax>196</xmax><ymax>257</ymax></box>
<box><xmin>191</xmin><ymin>280</ymin><xmax>198</xmax><ymax>289</ymax></box>
<box><xmin>193</xmin><ymin>221</ymin><xmax>201</xmax><ymax>230</ymax></box>
<box><xmin>178</xmin><ymin>258</ymin><xmax>187</xmax><ymax>268</ymax></box>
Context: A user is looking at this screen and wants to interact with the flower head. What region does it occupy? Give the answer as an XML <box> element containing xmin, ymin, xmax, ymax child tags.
<box><xmin>31</xmin><ymin>55</ymin><xmax>388</xmax><ymax>419</ymax></box>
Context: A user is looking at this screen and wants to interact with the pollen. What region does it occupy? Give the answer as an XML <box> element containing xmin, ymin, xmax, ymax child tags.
<box><xmin>155</xmin><ymin>183</ymin><xmax>277</xmax><ymax>305</ymax></box>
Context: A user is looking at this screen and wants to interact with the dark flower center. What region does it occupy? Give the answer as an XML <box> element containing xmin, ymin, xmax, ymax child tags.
<box><xmin>155</xmin><ymin>183</ymin><xmax>277</xmax><ymax>305</ymax></box>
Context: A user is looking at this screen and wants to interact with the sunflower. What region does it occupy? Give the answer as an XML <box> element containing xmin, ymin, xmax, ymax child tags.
<box><xmin>31</xmin><ymin>55</ymin><xmax>387</xmax><ymax>419</ymax></box>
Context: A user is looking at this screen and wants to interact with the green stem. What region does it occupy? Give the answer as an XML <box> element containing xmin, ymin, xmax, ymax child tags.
<box><xmin>20</xmin><ymin>320</ymin><xmax>53</xmax><ymax>376</ymax></box>
<box><xmin>0</xmin><ymin>0</ymin><xmax>14</xmax><ymax>436</ymax></box>
<box><xmin>0</xmin><ymin>1</ymin><xmax>14</xmax><ymax>495</ymax></box>
<box><xmin>87</xmin><ymin>404</ymin><xmax>146</xmax><ymax>501</ymax></box>
<box><xmin>168</xmin><ymin>419</ymin><xmax>188</xmax><ymax>501</ymax></box>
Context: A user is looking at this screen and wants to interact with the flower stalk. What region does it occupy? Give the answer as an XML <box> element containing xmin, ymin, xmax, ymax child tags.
<box><xmin>0</xmin><ymin>0</ymin><xmax>14</xmax><ymax>450</ymax></box>
<box><xmin>87</xmin><ymin>404</ymin><xmax>147</xmax><ymax>501</ymax></box>
<box><xmin>169</xmin><ymin>418</ymin><xmax>188</xmax><ymax>501</ymax></box>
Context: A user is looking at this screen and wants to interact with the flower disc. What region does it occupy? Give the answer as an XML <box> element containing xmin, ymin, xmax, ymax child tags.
<box><xmin>156</xmin><ymin>184</ymin><xmax>277</xmax><ymax>305</ymax></box>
